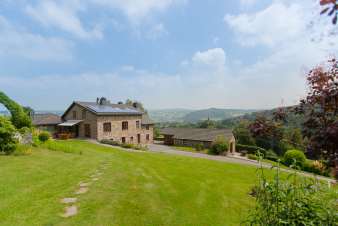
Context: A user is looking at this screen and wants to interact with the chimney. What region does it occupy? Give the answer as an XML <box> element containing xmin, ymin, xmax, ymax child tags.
<box><xmin>99</xmin><ymin>97</ymin><xmax>109</xmax><ymax>105</ymax></box>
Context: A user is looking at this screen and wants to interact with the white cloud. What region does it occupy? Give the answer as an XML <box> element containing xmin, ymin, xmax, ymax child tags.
<box><xmin>191</xmin><ymin>48</ymin><xmax>226</xmax><ymax>69</ymax></box>
<box><xmin>223</xmin><ymin>0</ymin><xmax>338</xmax><ymax>107</ymax></box>
<box><xmin>90</xmin><ymin>0</ymin><xmax>187</xmax><ymax>23</ymax></box>
<box><xmin>145</xmin><ymin>23</ymin><xmax>168</xmax><ymax>40</ymax></box>
<box><xmin>26</xmin><ymin>0</ymin><xmax>103</xmax><ymax>39</ymax></box>
<box><xmin>0</xmin><ymin>15</ymin><xmax>73</xmax><ymax>61</ymax></box>
<box><xmin>225</xmin><ymin>2</ymin><xmax>306</xmax><ymax>47</ymax></box>
<box><xmin>1</xmin><ymin>47</ymin><xmax>305</xmax><ymax>110</ymax></box>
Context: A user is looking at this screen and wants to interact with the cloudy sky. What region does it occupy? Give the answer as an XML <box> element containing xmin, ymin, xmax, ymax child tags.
<box><xmin>0</xmin><ymin>0</ymin><xmax>337</xmax><ymax>110</ymax></box>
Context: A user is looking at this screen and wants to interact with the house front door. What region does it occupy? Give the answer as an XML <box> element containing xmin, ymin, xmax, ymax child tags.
<box><xmin>84</xmin><ymin>124</ymin><xmax>91</xmax><ymax>138</ymax></box>
<box><xmin>137</xmin><ymin>134</ymin><xmax>141</xmax><ymax>144</ymax></box>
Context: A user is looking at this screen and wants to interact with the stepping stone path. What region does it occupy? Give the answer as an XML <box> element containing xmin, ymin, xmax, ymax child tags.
<box><xmin>61</xmin><ymin>197</ymin><xmax>77</xmax><ymax>204</ymax></box>
<box><xmin>60</xmin><ymin>162</ymin><xmax>109</xmax><ymax>218</ymax></box>
<box><xmin>62</xmin><ymin>205</ymin><xmax>78</xmax><ymax>218</ymax></box>
<box><xmin>79</xmin><ymin>182</ymin><xmax>91</xmax><ymax>187</ymax></box>
<box><xmin>75</xmin><ymin>186</ymin><xmax>89</xmax><ymax>194</ymax></box>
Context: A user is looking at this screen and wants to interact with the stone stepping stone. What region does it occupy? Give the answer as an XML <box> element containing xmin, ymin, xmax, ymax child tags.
<box><xmin>79</xmin><ymin>182</ymin><xmax>91</xmax><ymax>187</ymax></box>
<box><xmin>60</xmin><ymin>197</ymin><xmax>77</xmax><ymax>204</ymax></box>
<box><xmin>92</xmin><ymin>177</ymin><xmax>99</xmax><ymax>181</ymax></box>
<box><xmin>61</xmin><ymin>205</ymin><xmax>78</xmax><ymax>218</ymax></box>
<box><xmin>75</xmin><ymin>187</ymin><xmax>88</xmax><ymax>195</ymax></box>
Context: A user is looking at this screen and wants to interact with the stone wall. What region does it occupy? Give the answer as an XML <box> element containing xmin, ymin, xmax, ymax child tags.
<box><xmin>173</xmin><ymin>139</ymin><xmax>212</xmax><ymax>148</ymax></box>
<box><xmin>63</xmin><ymin>104</ymin><xmax>98</xmax><ymax>139</ymax></box>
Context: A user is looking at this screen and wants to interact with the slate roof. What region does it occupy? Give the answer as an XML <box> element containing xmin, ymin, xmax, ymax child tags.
<box><xmin>160</xmin><ymin>128</ymin><xmax>234</xmax><ymax>142</ymax></box>
<box><xmin>32</xmin><ymin>113</ymin><xmax>62</xmax><ymax>126</ymax></box>
<box><xmin>62</xmin><ymin>101</ymin><xmax>144</xmax><ymax>118</ymax></box>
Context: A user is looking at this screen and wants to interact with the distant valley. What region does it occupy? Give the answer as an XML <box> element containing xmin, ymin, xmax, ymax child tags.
<box><xmin>148</xmin><ymin>108</ymin><xmax>257</xmax><ymax>123</ymax></box>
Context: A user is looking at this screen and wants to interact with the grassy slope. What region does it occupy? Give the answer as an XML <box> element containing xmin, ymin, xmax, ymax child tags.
<box><xmin>0</xmin><ymin>140</ymin><xmax>261</xmax><ymax>226</ymax></box>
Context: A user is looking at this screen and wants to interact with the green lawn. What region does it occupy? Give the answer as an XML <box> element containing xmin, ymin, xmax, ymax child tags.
<box><xmin>173</xmin><ymin>145</ymin><xmax>209</xmax><ymax>153</ymax></box>
<box><xmin>0</xmin><ymin>140</ymin><xmax>264</xmax><ymax>226</ymax></box>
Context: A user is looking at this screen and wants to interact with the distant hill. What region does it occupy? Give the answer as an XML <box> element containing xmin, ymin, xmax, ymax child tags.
<box><xmin>148</xmin><ymin>109</ymin><xmax>194</xmax><ymax>123</ymax></box>
<box><xmin>148</xmin><ymin>108</ymin><xmax>257</xmax><ymax>123</ymax></box>
<box><xmin>182</xmin><ymin>108</ymin><xmax>257</xmax><ymax>123</ymax></box>
<box><xmin>220</xmin><ymin>106</ymin><xmax>304</xmax><ymax>129</ymax></box>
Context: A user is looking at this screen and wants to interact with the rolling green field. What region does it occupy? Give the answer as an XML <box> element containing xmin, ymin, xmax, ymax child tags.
<box><xmin>0</xmin><ymin>140</ymin><xmax>264</xmax><ymax>226</ymax></box>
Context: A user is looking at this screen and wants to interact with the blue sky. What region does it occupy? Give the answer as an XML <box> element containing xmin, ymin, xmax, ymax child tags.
<box><xmin>0</xmin><ymin>0</ymin><xmax>337</xmax><ymax>110</ymax></box>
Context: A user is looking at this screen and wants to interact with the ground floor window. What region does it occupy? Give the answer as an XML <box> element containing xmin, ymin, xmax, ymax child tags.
<box><xmin>122</xmin><ymin>137</ymin><xmax>126</xmax><ymax>143</ymax></box>
<box><xmin>130</xmin><ymin>136</ymin><xmax>133</xmax><ymax>142</ymax></box>
<box><xmin>103</xmin><ymin>122</ymin><xmax>111</xmax><ymax>132</ymax></box>
<box><xmin>146</xmin><ymin>134</ymin><xmax>150</xmax><ymax>141</ymax></box>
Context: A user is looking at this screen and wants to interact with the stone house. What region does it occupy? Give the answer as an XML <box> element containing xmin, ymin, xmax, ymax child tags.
<box><xmin>160</xmin><ymin>128</ymin><xmax>236</xmax><ymax>153</ymax></box>
<box><xmin>58</xmin><ymin>99</ymin><xmax>154</xmax><ymax>144</ymax></box>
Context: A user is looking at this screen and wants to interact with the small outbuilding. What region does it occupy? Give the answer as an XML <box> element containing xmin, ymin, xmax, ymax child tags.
<box><xmin>32</xmin><ymin>113</ymin><xmax>62</xmax><ymax>135</ymax></box>
<box><xmin>160</xmin><ymin>128</ymin><xmax>236</xmax><ymax>153</ymax></box>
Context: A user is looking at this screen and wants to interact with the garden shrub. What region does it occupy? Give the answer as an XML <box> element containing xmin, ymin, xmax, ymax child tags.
<box><xmin>100</xmin><ymin>139</ymin><xmax>120</xmax><ymax>146</ymax></box>
<box><xmin>121</xmin><ymin>143</ymin><xmax>134</xmax><ymax>149</ymax></box>
<box><xmin>209</xmin><ymin>136</ymin><xmax>228</xmax><ymax>155</ymax></box>
<box><xmin>264</xmin><ymin>149</ymin><xmax>279</xmax><ymax>162</ymax></box>
<box><xmin>303</xmin><ymin>160</ymin><xmax>330</xmax><ymax>177</ymax></box>
<box><xmin>245</xmin><ymin>162</ymin><xmax>337</xmax><ymax>225</ymax></box>
<box><xmin>236</xmin><ymin>144</ymin><xmax>266</xmax><ymax>156</ymax></box>
<box><xmin>0</xmin><ymin>116</ymin><xmax>18</xmax><ymax>154</ymax></box>
<box><xmin>134</xmin><ymin>145</ymin><xmax>148</xmax><ymax>151</ymax></box>
<box><xmin>283</xmin><ymin>149</ymin><xmax>306</xmax><ymax>168</ymax></box>
<box><xmin>38</xmin><ymin>131</ymin><xmax>50</xmax><ymax>142</ymax></box>
<box><xmin>19</xmin><ymin>127</ymin><xmax>31</xmax><ymax>135</ymax></box>
<box><xmin>247</xmin><ymin>154</ymin><xmax>258</xmax><ymax>160</ymax></box>
<box><xmin>194</xmin><ymin>143</ymin><xmax>204</xmax><ymax>152</ymax></box>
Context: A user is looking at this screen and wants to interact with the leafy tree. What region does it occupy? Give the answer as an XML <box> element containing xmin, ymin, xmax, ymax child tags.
<box><xmin>198</xmin><ymin>119</ymin><xmax>216</xmax><ymax>128</ymax></box>
<box><xmin>0</xmin><ymin>116</ymin><xmax>17</xmax><ymax>154</ymax></box>
<box><xmin>233</xmin><ymin>120</ymin><xmax>256</xmax><ymax>145</ymax></box>
<box><xmin>284</xmin><ymin>128</ymin><xmax>304</xmax><ymax>150</ymax></box>
<box><xmin>23</xmin><ymin>106</ymin><xmax>35</xmax><ymax>117</ymax></box>
<box><xmin>320</xmin><ymin>0</ymin><xmax>338</xmax><ymax>24</ymax></box>
<box><xmin>0</xmin><ymin>91</ymin><xmax>32</xmax><ymax>129</ymax></box>
<box><xmin>249</xmin><ymin>116</ymin><xmax>286</xmax><ymax>155</ymax></box>
<box><xmin>153</xmin><ymin>127</ymin><xmax>161</xmax><ymax>139</ymax></box>
<box><xmin>296</xmin><ymin>58</ymin><xmax>338</xmax><ymax>178</ymax></box>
